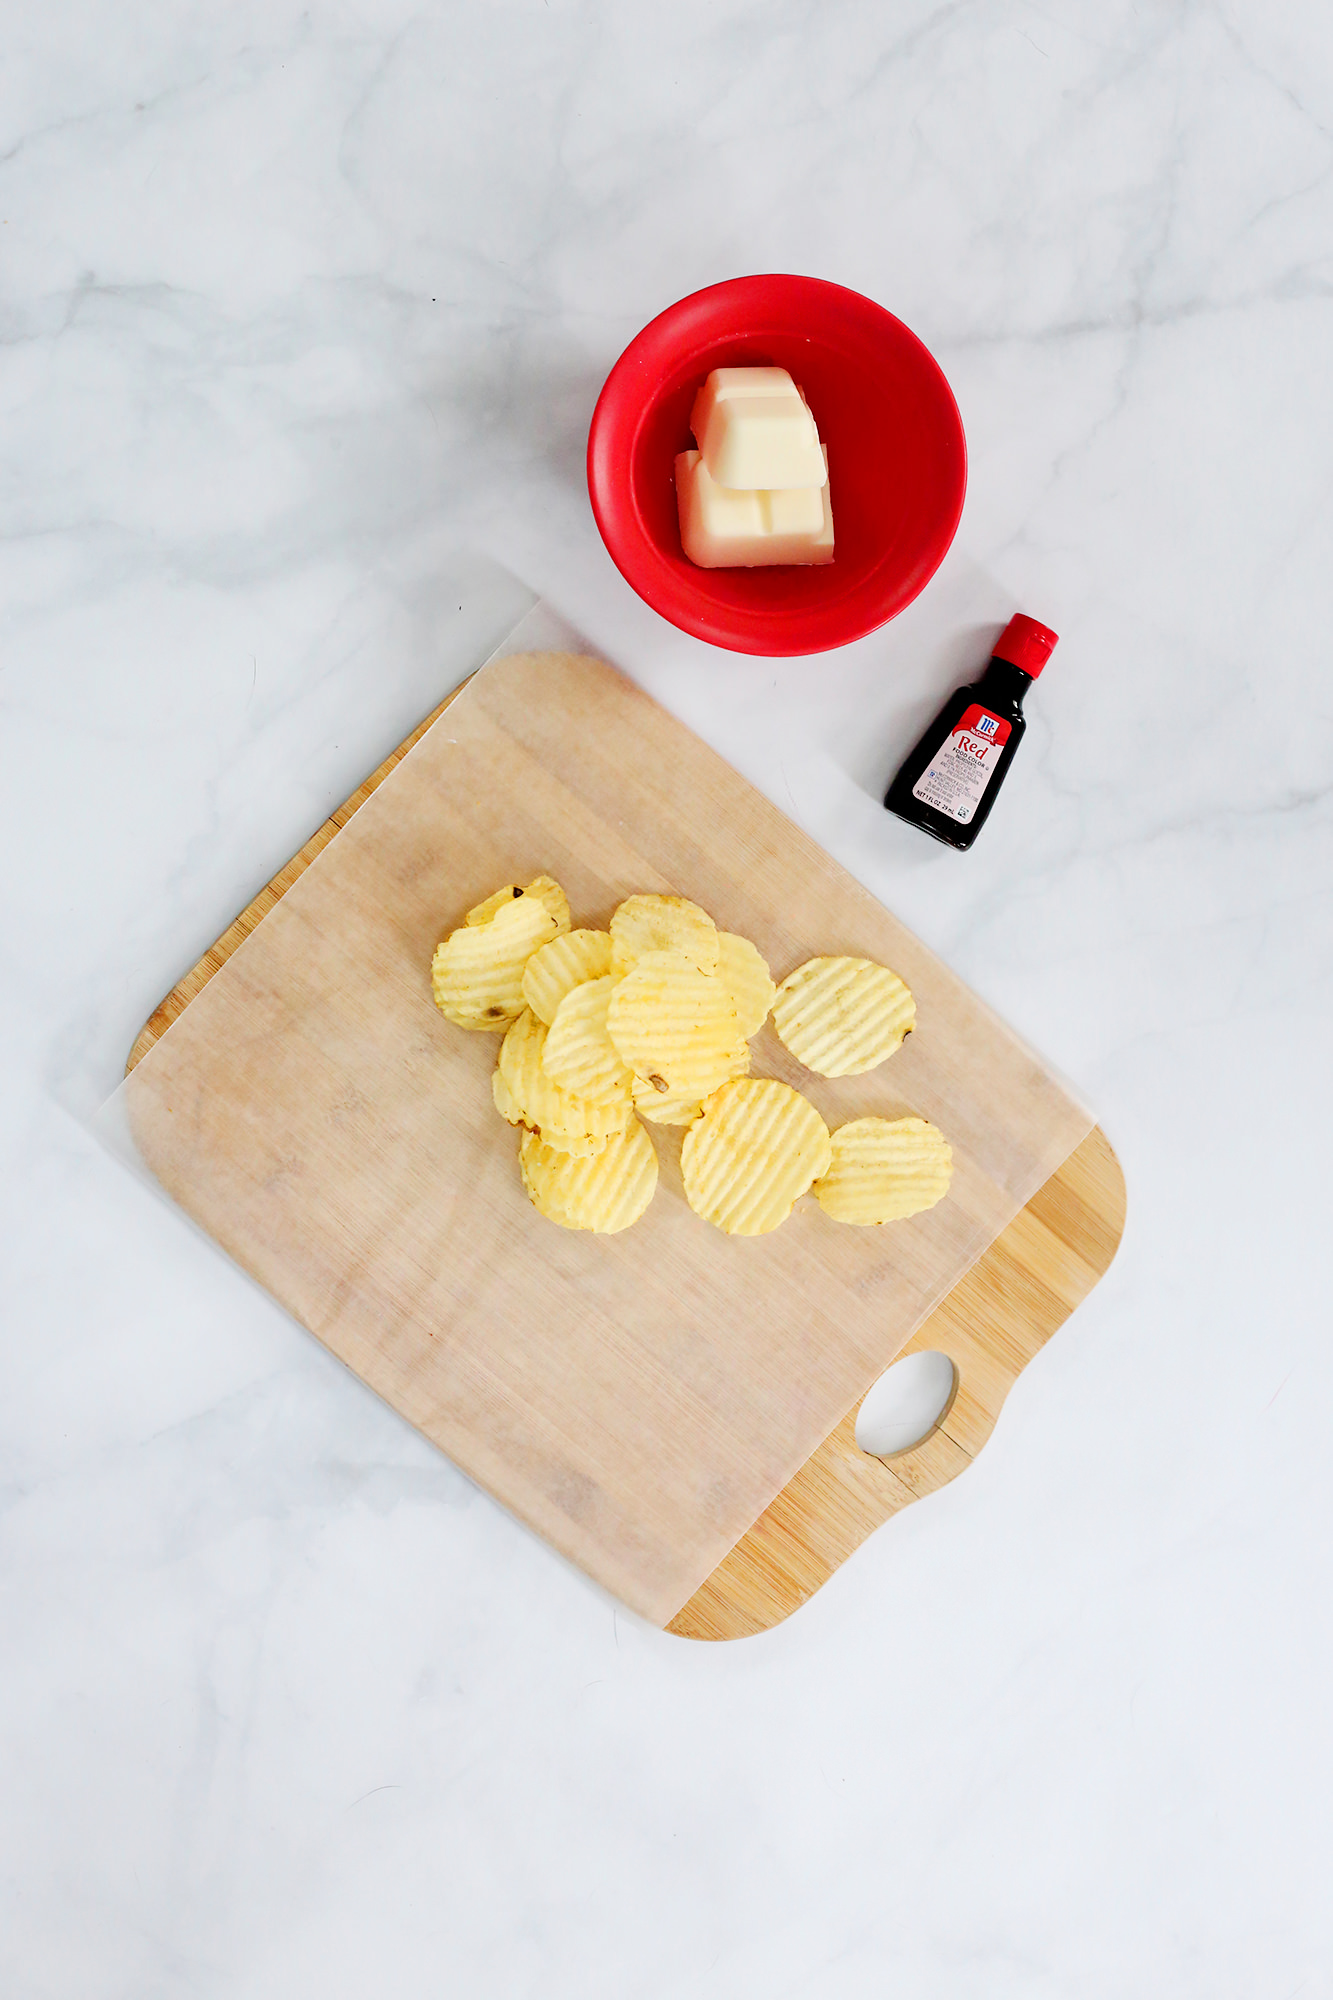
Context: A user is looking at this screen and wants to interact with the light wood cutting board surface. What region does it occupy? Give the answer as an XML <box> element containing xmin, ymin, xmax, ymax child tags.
<box><xmin>121</xmin><ymin>651</ymin><xmax>1113</xmax><ymax>1629</ymax></box>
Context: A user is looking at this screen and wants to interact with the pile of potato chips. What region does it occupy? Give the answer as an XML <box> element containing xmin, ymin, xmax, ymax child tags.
<box><xmin>431</xmin><ymin>880</ymin><xmax>953</xmax><ymax>1236</ymax></box>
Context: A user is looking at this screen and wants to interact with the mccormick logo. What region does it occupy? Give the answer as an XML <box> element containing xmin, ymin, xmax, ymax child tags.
<box><xmin>973</xmin><ymin>714</ymin><xmax>1000</xmax><ymax>738</ymax></box>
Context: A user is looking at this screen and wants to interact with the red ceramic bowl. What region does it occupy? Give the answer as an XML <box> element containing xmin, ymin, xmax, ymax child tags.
<box><xmin>587</xmin><ymin>275</ymin><xmax>967</xmax><ymax>657</ymax></box>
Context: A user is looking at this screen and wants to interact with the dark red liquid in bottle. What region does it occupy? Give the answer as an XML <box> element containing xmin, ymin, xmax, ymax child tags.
<box><xmin>884</xmin><ymin>615</ymin><xmax>1058</xmax><ymax>850</ymax></box>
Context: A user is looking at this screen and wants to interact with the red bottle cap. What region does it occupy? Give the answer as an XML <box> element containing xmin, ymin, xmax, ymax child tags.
<box><xmin>993</xmin><ymin>614</ymin><xmax>1058</xmax><ymax>679</ymax></box>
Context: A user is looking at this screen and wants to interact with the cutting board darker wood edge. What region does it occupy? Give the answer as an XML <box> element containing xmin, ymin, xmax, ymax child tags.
<box><xmin>126</xmin><ymin>670</ymin><xmax>1125</xmax><ymax>1641</ymax></box>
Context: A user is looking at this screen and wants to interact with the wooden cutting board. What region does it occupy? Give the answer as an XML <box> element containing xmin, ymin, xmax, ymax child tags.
<box><xmin>124</xmin><ymin>652</ymin><xmax>1124</xmax><ymax>1636</ymax></box>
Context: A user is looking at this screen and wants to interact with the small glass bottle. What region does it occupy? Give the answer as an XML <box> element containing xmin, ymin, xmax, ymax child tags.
<box><xmin>884</xmin><ymin>614</ymin><xmax>1058</xmax><ymax>850</ymax></box>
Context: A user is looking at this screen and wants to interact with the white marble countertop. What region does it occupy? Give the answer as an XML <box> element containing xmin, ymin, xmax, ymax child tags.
<box><xmin>4</xmin><ymin>4</ymin><xmax>1332</xmax><ymax>1993</ymax></box>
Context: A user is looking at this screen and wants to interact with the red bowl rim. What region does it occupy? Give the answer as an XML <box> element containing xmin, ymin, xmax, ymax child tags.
<box><xmin>586</xmin><ymin>274</ymin><xmax>967</xmax><ymax>656</ymax></box>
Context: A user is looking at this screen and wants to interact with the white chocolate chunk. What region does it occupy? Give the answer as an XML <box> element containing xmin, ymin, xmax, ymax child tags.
<box><xmin>675</xmin><ymin>449</ymin><xmax>834</xmax><ymax>569</ymax></box>
<box><xmin>689</xmin><ymin>367</ymin><xmax>828</xmax><ymax>491</ymax></box>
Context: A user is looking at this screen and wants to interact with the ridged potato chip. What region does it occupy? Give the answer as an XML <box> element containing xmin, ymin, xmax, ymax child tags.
<box><xmin>542</xmin><ymin>976</ymin><xmax>634</xmax><ymax>1108</ymax></box>
<box><xmin>432</xmin><ymin>894</ymin><xmax>563</xmax><ymax>1030</ymax></box>
<box><xmin>610</xmin><ymin>894</ymin><xmax>719</xmax><ymax>976</ymax></box>
<box><xmin>606</xmin><ymin>953</ymin><xmax>745</xmax><ymax>1098</ymax></box>
<box><xmin>519</xmin><ymin>1120</ymin><xmax>658</xmax><ymax>1233</ymax></box>
<box><xmin>631</xmin><ymin>1084</ymin><xmax>703</xmax><ymax>1128</ymax></box>
<box><xmin>499</xmin><ymin>1008</ymin><xmax>630</xmax><ymax>1155</ymax></box>
<box><xmin>522</xmin><ymin>928</ymin><xmax>614</xmax><ymax>1025</ymax></box>
<box><xmin>492</xmin><ymin>1065</ymin><xmax>523</xmax><ymax>1126</ymax></box>
<box><xmin>681</xmin><ymin>1078</ymin><xmax>832</xmax><ymax>1236</ymax></box>
<box><xmin>523</xmin><ymin>874</ymin><xmax>572</xmax><ymax>932</ymax></box>
<box><xmin>631</xmin><ymin>1042</ymin><xmax>749</xmax><ymax>1126</ymax></box>
<box><xmin>466</xmin><ymin>883</ymin><xmax>524</xmax><ymax>926</ymax></box>
<box><xmin>771</xmin><ymin>955</ymin><xmax>916</xmax><ymax>1076</ymax></box>
<box><xmin>813</xmin><ymin>1116</ymin><xmax>953</xmax><ymax>1224</ymax></box>
<box><xmin>717</xmin><ymin>931</ymin><xmax>777</xmax><ymax>1038</ymax></box>
<box><xmin>466</xmin><ymin>874</ymin><xmax>571</xmax><ymax>932</ymax></box>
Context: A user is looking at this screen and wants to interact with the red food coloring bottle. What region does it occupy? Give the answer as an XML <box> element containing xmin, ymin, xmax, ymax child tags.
<box><xmin>884</xmin><ymin>615</ymin><xmax>1058</xmax><ymax>849</ymax></box>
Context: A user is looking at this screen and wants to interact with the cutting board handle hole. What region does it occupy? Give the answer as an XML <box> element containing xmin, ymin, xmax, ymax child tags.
<box><xmin>855</xmin><ymin>1350</ymin><xmax>957</xmax><ymax>1459</ymax></box>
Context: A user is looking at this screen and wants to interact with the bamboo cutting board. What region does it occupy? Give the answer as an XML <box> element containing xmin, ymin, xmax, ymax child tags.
<box><xmin>123</xmin><ymin>652</ymin><xmax>1123</xmax><ymax>1635</ymax></box>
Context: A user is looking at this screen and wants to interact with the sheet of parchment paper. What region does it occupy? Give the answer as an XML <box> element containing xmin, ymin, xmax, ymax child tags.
<box><xmin>104</xmin><ymin>637</ymin><xmax>1092</xmax><ymax>1625</ymax></box>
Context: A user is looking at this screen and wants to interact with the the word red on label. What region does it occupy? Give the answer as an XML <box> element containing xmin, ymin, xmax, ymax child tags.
<box><xmin>910</xmin><ymin>704</ymin><xmax>1012</xmax><ymax>825</ymax></box>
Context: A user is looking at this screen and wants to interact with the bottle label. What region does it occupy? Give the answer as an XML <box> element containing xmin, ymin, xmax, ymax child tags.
<box><xmin>911</xmin><ymin>705</ymin><xmax>1011</xmax><ymax>825</ymax></box>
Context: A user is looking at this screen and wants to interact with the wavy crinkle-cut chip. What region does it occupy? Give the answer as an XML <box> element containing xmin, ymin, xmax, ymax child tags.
<box><xmin>521</xmin><ymin>928</ymin><xmax>614</xmax><ymax>1025</ymax></box>
<box><xmin>542</xmin><ymin>977</ymin><xmax>634</xmax><ymax>1108</ymax></box>
<box><xmin>492</xmin><ymin>1065</ymin><xmax>523</xmax><ymax>1126</ymax></box>
<box><xmin>466</xmin><ymin>875</ymin><xmax>572</xmax><ymax>933</ymax></box>
<box><xmin>631</xmin><ymin>1085</ymin><xmax>703</xmax><ymax>1128</ymax></box>
<box><xmin>499</xmin><ymin>1008</ymin><xmax>629</xmax><ymax>1155</ymax></box>
<box><xmin>606</xmin><ymin>952</ymin><xmax>745</xmax><ymax>1098</ymax></box>
<box><xmin>519</xmin><ymin>1121</ymin><xmax>658</xmax><ymax>1233</ymax></box>
<box><xmin>814</xmin><ymin>1116</ymin><xmax>953</xmax><ymax>1225</ymax></box>
<box><xmin>681</xmin><ymin>1078</ymin><xmax>832</xmax><ymax>1236</ymax></box>
<box><xmin>717</xmin><ymin>931</ymin><xmax>777</xmax><ymax>1039</ymax></box>
<box><xmin>631</xmin><ymin>1042</ymin><xmax>749</xmax><ymax>1126</ymax></box>
<box><xmin>771</xmin><ymin>955</ymin><xmax>916</xmax><ymax>1076</ymax></box>
<box><xmin>466</xmin><ymin>883</ymin><xmax>524</xmax><ymax>926</ymax></box>
<box><xmin>610</xmin><ymin>894</ymin><xmax>719</xmax><ymax>976</ymax></box>
<box><xmin>432</xmin><ymin>894</ymin><xmax>563</xmax><ymax>1030</ymax></box>
<box><xmin>523</xmin><ymin>874</ymin><xmax>572</xmax><ymax>932</ymax></box>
